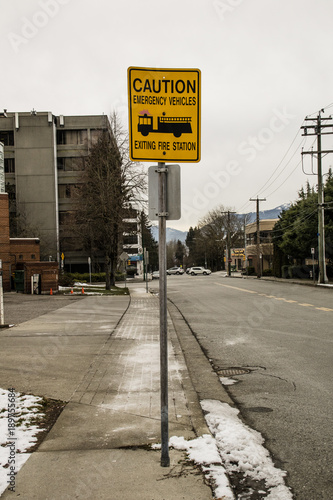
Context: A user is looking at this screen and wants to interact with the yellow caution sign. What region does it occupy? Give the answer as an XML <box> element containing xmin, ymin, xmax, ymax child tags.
<box><xmin>128</xmin><ymin>67</ymin><xmax>201</xmax><ymax>162</ymax></box>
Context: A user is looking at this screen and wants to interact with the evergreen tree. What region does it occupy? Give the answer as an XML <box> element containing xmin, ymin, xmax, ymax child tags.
<box><xmin>140</xmin><ymin>211</ymin><xmax>158</xmax><ymax>272</ymax></box>
<box><xmin>273</xmin><ymin>175</ymin><xmax>333</xmax><ymax>275</ymax></box>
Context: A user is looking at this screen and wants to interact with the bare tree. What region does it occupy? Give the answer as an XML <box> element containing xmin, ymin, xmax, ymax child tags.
<box><xmin>196</xmin><ymin>205</ymin><xmax>243</xmax><ymax>270</ymax></box>
<box><xmin>75</xmin><ymin>112</ymin><xmax>146</xmax><ymax>288</ymax></box>
<box><xmin>110</xmin><ymin>111</ymin><xmax>146</xmax><ymax>210</ymax></box>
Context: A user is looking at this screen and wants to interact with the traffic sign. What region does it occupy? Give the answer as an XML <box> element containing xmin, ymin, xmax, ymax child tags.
<box><xmin>128</xmin><ymin>67</ymin><xmax>201</xmax><ymax>162</ymax></box>
<box><xmin>119</xmin><ymin>252</ymin><xmax>129</xmax><ymax>261</ymax></box>
<box><xmin>148</xmin><ymin>164</ymin><xmax>181</xmax><ymax>220</ymax></box>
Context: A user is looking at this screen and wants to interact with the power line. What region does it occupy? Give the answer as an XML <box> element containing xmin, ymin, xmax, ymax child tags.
<box><xmin>265</xmin><ymin>159</ymin><xmax>301</xmax><ymax>198</ymax></box>
<box><xmin>238</xmin><ymin>104</ymin><xmax>333</xmax><ymax>217</ymax></box>
<box><xmin>256</xmin><ymin>133</ymin><xmax>305</xmax><ymax>197</ymax></box>
<box><xmin>237</xmin><ymin>126</ymin><xmax>306</xmax><ymax>215</ymax></box>
<box><xmin>306</xmin><ymin>102</ymin><xmax>333</xmax><ymax>118</ymax></box>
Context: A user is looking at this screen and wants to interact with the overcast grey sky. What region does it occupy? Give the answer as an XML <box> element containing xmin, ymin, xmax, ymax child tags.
<box><xmin>2</xmin><ymin>0</ymin><xmax>333</xmax><ymax>231</ymax></box>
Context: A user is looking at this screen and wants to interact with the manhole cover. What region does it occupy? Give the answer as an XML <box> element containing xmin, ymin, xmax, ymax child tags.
<box><xmin>217</xmin><ymin>368</ymin><xmax>250</xmax><ymax>377</ymax></box>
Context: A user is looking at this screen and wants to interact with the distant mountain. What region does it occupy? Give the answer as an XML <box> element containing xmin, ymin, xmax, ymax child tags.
<box><xmin>150</xmin><ymin>204</ymin><xmax>290</xmax><ymax>243</ymax></box>
<box><xmin>239</xmin><ymin>203</ymin><xmax>291</xmax><ymax>224</ymax></box>
<box><xmin>150</xmin><ymin>226</ymin><xmax>187</xmax><ymax>243</ymax></box>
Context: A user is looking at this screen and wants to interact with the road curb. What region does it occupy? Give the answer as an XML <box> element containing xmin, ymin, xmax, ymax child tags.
<box><xmin>167</xmin><ymin>299</ymin><xmax>235</xmax><ymax>434</ymax></box>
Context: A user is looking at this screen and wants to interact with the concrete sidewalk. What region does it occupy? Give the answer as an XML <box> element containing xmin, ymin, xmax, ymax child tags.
<box><xmin>0</xmin><ymin>286</ymin><xmax>213</xmax><ymax>499</ymax></box>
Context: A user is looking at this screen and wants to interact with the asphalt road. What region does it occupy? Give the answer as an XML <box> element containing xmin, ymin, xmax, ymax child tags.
<box><xmin>159</xmin><ymin>274</ymin><xmax>333</xmax><ymax>500</ymax></box>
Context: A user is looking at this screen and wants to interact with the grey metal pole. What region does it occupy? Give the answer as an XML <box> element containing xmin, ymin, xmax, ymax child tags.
<box><xmin>317</xmin><ymin>115</ymin><xmax>328</xmax><ymax>284</ymax></box>
<box><xmin>227</xmin><ymin>211</ymin><xmax>231</xmax><ymax>276</ymax></box>
<box><xmin>158</xmin><ymin>161</ymin><xmax>169</xmax><ymax>467</ymax></box>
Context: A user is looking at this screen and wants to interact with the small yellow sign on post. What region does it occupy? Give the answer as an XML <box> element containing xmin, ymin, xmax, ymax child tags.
<box><xmin>128</xmin><ymin>67</ymin><xmax>201</xmax><ymax>162</ymax></box>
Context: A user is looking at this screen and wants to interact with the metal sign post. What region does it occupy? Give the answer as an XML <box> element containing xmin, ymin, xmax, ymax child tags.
<box><xmin>157</xmin><ymin>162</ymin><xmax>169</xmax><ymax>467</ymax></box>
<box><xmin>88</xmin><ymin>256</ymin><xmax>92</xmax><ymax>284</ymax></box>
<box><xmin>119</xmin><ymin>252</ymin><xmax>129</xmax><ymax>289</ymax></box>
<box><xmin>311</xmin><ymin>247</ymin><xmax>315</xmax><ymax>282</ymax></box>
<box><xmin>144</xmin><ymin>248</ymin><xmax>149</xmax><ymax>293</ymax></box>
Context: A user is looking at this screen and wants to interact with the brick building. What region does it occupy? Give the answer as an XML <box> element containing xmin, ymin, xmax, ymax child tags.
<box><xmin>0</xmin><ymin>191</ymin><xmax>58</xmax><ymax>293</ymax></box>
<box><xmin>0</xmin><ymin>193</ymin><xmax>11</xmax><ymax>291</ymax></box>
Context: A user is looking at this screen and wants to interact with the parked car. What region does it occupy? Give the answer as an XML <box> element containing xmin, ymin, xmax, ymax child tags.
<box><xmin>166</xmin><ymin>266</ymin><xmax>184</xmax><ymax>275</ymax></box>
<box><xmin>152</xmin><ymin>271</ymin><xmax>159</xmax><ymax>279</ymax></box>
<box><xmin>189</xmin><ymin>266</ymin><xmax>212</xmax><ymax>275</ymax></box>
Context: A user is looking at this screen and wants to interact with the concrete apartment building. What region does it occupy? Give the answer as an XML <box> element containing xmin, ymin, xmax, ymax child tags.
<box><xmin>0</xmin><ymin>110</ymin><xmax>141</xmax><ymax>273</ymax></box>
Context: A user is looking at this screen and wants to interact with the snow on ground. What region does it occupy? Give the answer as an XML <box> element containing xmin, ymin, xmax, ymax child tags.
<box><xmin>168</xmin><ymin>434</ymin><xmax>235</xmax><ymax>499</ymax></box>
<box><xmin>156</xmin><ymin>400</ymin><xmax>293</xmax><ymax>499</ymax></box>
<box><xmin>220</xmin><ymin>377</ymin><xmax>237</xmax><ymax>386</ymax></box>
<box><xmin>0</xmin><ymin>388</ymin><xmax>45</xmax><ymax>496</ymax></box>
<box><xmin>202</xmin><ymin>399</ymin><xmax>293</xmax><ymax>499</ymax></box>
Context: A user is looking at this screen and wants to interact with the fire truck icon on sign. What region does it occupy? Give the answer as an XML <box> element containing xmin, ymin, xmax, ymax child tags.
<box><xmin>138</xmin><ymin>112</ymin><xmax>192</xmax><ymax>138</ymax></box>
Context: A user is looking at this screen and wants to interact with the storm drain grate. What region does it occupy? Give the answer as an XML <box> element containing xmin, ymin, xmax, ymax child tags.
<box><xmin>217</xmin><ymin>367</ymin><xmax>250</xmax><ymax>377</ymax></box>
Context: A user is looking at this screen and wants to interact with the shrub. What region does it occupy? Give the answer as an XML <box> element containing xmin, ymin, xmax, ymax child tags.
<box><xmin>115</xmin><ymin>272</ymin><xmax>125</xmax><ymax>281</ymax></box>
<box><xmin>326</xmin><ymin>264</ymin><xmax>333</xmax><ymax>279</ymax></box>
<box><xmin>289</xmin><ymin>265</ymin><xmax>311</xmax><ymax>279</ymax></box>
<box><xmin>246</xmin><ymin>266</ymin><xmax>256</xmax><ymax>276</ymax></box>
<box><xmin>262</xmin><ymin>268</ymin><xmax>273</xmax><ymax>276</ymax></box>
<box><xmin>281</xmin><ymin>265</ymin><xmax>289</xmax><ymax>279</ymax></box>
<box><xmin>58</xmin><ymin>273</ymin><xmax>75</xmax><ymax>287</ymax></box>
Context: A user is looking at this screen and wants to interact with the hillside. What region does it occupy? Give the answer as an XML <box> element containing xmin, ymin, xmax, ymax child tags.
<box><xmin>150</xmin><ymin>204</ymin><xmax>290</xmax><ymax>243</ymax></box>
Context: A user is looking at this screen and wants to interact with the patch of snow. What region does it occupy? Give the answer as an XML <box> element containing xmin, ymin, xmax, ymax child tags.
<box><xmin>155</xmin><ymin>435</ymin><xmax>235</xmax><ymax>499</ymax></box>
<box><xmin>0</xmin><ymin>389</ymin><xmax>46</xmax><ymax>496</ymax></box>
<box><xmin>201</xmin><ymin>399</ymin><xmax>293</xmax><ymax>499</ymax></box>
<box><xmin>220</xmin><ymin>377</ymin><xmax>237</xmax><ymax>386</ymax></box>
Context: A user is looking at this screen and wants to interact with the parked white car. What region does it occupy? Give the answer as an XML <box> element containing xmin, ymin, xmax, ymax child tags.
<box><xmin>166</xmin><ymin>267</ymin><xmax>185</xmax><ymax>275</ymax></box>
<box><xmin>189</xmin><ymin>267</ymin><xmax>212</xmax><ymax>276</ymax></box>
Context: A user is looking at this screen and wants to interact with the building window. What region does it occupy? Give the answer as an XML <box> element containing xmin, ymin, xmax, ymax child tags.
<box><xmin>0</xmin><ymin>131</ymin><xmax>14</xmax><ymax>146</ymax></box>
<box><xmin>57</xmin><ymin>130</ymin><xmax>88</xmax><ymax>145</ymax></box>
<box><xmin>90</xmin><ymin>129</ymin><xmax>102</xmax><ymax>145</ymax></box>
<box><xmin>57</xmin><ymin>157</ymin><xmax>65</xmax><ymax>170</ymax></box>
<box><xmin>57</xmin><ymin>157</ymin><xmax>85</xmax><ymax>171</ymax></box>
<box><xmin>4</xmin><ymin>158</ymin><xmax>15</xmax><ymax>173</ymax></box>
<box><xmin>123</xmin><ymin>222</ymin><xmax>138</xmax><ymax>233</ymax></box>
<box><xmin>19</xmin><ymin>254</ymin><xmax>23</xmax><ymax>260</ymax></box>
<box><xmin>123</xmin><ymin>235</ymin><xmax>138</xmax><ymax>245</ymax></box>
<box><xmin>59</xmin><ymin>211</ymin><xmax>74</xmax><ymax>225</ymax></box>
<box><xmin>58</xmin><ymin>184</ymin><xmax>76</xmax><ymax>199</ymax></box>
<box><xmin>61</xmin><ymin>237</ymin><xmax>83</xmax><ymax>252</ymax></box>
<box><xmin>123</xmin><ymin>207</ymin><xmax>138</xmax><ymax>218</ymax></box>
<box><xmin>31</xmin><ymin>254</ymin><xmax>36</xmax><ymax>259</ymax></box>
<box><xmin>127</xmin><ymin>247</ymin><xmax>139</xmax><ymax>254</ymax></box>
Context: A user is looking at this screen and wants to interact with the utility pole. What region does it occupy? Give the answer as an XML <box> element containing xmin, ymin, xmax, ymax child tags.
<box><xmin>243</xmin><ymin>214</ymin><xmax>250</xmax><ymax>275</ymax></box>
<box><xmin>249</xmin><ymin>197</ymin><xmax>266</xmax><ymax>278</ymax></box>
<box><xmin>221</xmin><ymin>211</ymin><xmax>236</xmax><ymax>276</ymax></box>
<box><xmin>301</xmin><ymin>111</ymin><xmax>333</xmax><ymax>284</ymax></box>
